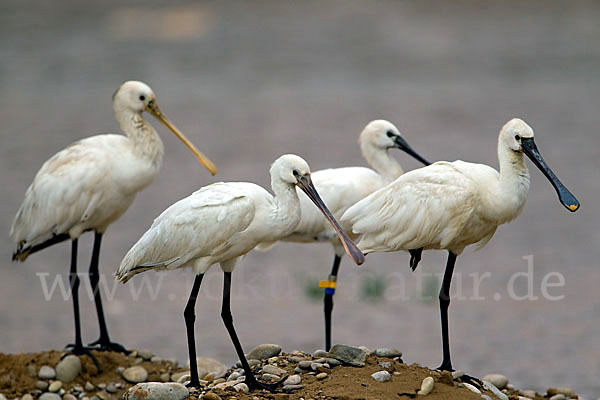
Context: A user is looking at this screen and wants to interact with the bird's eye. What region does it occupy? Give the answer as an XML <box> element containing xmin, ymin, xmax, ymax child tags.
<box><xmin>386</xmin><ymin>130</ymin><xmax>395</xmax><ymax>138</ymax></box>
<box><xmin>292</xmin><ymin>169</ymin><xmax>300</xmax><ymax>176</ymax></box>
<box><xmin>139</xmin><ymin>95</ymin><xmax>146</xmax><ymax>101</ymax></box>
<box><xmin>515</xmin><ymin>134</ymin><xmax>521</xmax><ymax>141</ymax></box>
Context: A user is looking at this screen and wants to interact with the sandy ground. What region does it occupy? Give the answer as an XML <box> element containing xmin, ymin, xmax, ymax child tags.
<box><xmin>0</xmin><ymin>0</ymin><xmax>599</xmax><ymax>397</ymax></box>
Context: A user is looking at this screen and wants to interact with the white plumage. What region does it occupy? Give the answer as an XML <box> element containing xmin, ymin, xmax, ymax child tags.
<box><xmin>115</xmin><ymin>154</ymin><xmax>362</xmax><ymax>390</ymax></box>
<box><xmin>9</xmin><ymin>80</ymin><xmax>216</xmax><ymax>356</ymax></box>
<box><xmin>342</xmin><ymin>118</ymin><xmax>579</xmax><ymax>372</ymax></box>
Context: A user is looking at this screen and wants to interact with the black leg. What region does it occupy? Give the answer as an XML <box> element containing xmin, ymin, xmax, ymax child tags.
<box><xmin>65</xmin><ymin>239</ymin><xmax>100</xmax><ymax>370</ymax></box>
<box><xmin>221</xmin><ymin>272</ymin><xmax>282</xmax><ymax>392</ymax></box>
<box><xmin>409</xmin><ymin>248</ymin><xmax>423</xmax><ymax>271</ymax></box>
<box><xmin>323</xmin><ymin>254</ymin><xmax>341</xmax><ymax>351</ymax></box>
<box><xmin>437</xmin><ymin>251</ymin><xmax>457</xmax><ymax>371</ymax></box>
<box><xmin>88</xmin><ymin>232</ymin><xmax>128</xmax><ymax>353</ymax></box>
<box><xmin>184</xmin><ymin>274</ymin><xmax>204</xmax><ymax>388</ymax></box>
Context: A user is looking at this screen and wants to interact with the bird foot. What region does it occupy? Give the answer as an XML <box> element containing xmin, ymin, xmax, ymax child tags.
<box><xmin>64</xmin><ymin>343</ymin><xmax>102</xmax><ymax>372</ymax></box>
<box><xmin>409</xmin><ymin>248</ymin><xmax>423</xmax><ymax>271</ymax></box>
<box><xmin>88</xmin><ymin>338</ymin><xmax>130</xmax><ymax>354</ymax></box>
<box><xmin>244</xmin><ymin>375</ymin><xmax>285</xmax><ymax>393</ymax></box>
<box><xmin>184</xmin><ymin>379</ymin><xmax>202</xmax><ymax>389</ymax></box>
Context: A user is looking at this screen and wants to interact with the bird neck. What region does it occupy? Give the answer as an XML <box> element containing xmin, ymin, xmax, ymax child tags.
<box><xmin>361</xmin><ymin>143</ymin><xmax>404</xmax><ymax>182</ymax></box>
<box><xmin>493</xmin><ymin>141</ymin><xmax>531</xmax><ymax>223</ymax></box>
<box><xmin>116</xmin><ymin>109</ymin><xmax>165</xmax><ymax>165</ymax></box>
<box><xmin>269</xmin><ymin>177</ymin><xmax>302</xmax><ymax>239</ymax></box>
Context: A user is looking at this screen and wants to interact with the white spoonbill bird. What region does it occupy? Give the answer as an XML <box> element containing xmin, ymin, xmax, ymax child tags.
<box><xmin>115</xmin><ymin>154</ymin><xmax>364</xmax><ymax>390</ymax></box>
<box><xmin>342</xmin><ymin>118</ymin><xmax>579</xmax><ymax>372</ymax></box>
<box><xmin>10</xmin><ymin>81</ymin><xmax>217</xmax><ymax>362</ymax></box>
<box><xmin>262</xmin><ymin>120</ymin><xmax>430</xmax><ymax>351</ymax></box>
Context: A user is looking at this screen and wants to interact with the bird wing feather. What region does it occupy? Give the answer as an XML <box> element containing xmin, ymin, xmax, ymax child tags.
<box><xmin>342</xmin><ymin>162</ymin><xmax>479</xmax><ymax>253</ymax></box>
<box><xmin>116</xmin><ymin>182</ymin><xmax>258</xmax><ymax>282</ymax></box>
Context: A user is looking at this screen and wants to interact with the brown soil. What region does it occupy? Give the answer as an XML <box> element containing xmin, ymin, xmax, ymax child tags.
<box><xmin>0</xmin><ymin>350</ymin><xmax>549</xmax><ymax>400</ymax></box>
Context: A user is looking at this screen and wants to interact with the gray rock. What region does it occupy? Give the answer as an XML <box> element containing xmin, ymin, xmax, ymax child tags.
<box><xmin>283</xmin><ymin>375</ymin><xmax>301</xmax><ymax>385</ymax></box>
<box><xmin>227</xmin><ymin>371</ymin><xmax>241</xmax><ymax>382</ymax></box>
<box><xmin>21</xmin><ymin>395</ymin><xmax>33</xmax><ymax>400</ymax></box>
<box><xmin>36</xmin><ymin>381</ymin><xmax>49</xmax><ymax>390</ymax></box>
<box><xmin>84</xmin><ymin>382</ymin><xmax>95</xmax><ymax>391</ymax></box>
<box><xmin>48</xmin><ymin>381</ymin><xmax>62</xmax><ymax>392</ymax></box>
<box><xmin>298</xmin><ymin>361</ymin><xmax>312</xmax><ymax>369</ymax></box>
<box><xmin>293</xmin><ymin>367</ymin><xmax>304</xmax><ymax>374</ymax></box>
<box><xmin>328</xmin><ymin>344</ymin><xmax>368</xmax><ymax>367</ymax></box>
<box><xmin>282</xmin><ymin>385</ymin><xmax>304</xmax><ymax>392</ymax></box>
<box><xmin>105</xmin><ymin>384</ymin><xmax>117</xmax><ymax>394</ymax></box>
<box><xmin>126</xmin><ymin>383</ymin><xmax>189</xmax><ymax>400</ymax></box>
<box><xmin>547</xmin><ymin>387</ymin><xmax>576</xmax><ymax>398</ymax></box>
<box><xmin>137</xmin><ymin>349</ymin><xmax>153</xmax><ymax>360</ymax></box>
<box><xmin>482</xmin><ymin>374</ymin><xmax>508</xmax><ymax>390</ymax></box>
<box><xmin>286</xmin><ymin>356</ymin><xmax>304</xmax><ymax>363</ymax></box>
<box><xmin>310</xmin><ymin>362</ymin><xmax>324</xmax><ymax>371</ymax></box>
<box><xmin>452</xmin><ymin>370</ymin><xmax>465</xmax><ymax>380</ymax></box>
<box><xmin>160</xmin><ymin>373</ymin><xmax>170</xmax><ymax>382</ymax></box>
<box><xmin>56</xmin><ymin>355</ymin><xmax>82</xmax><ymax>383</ymax></box>
<box><xmin>38</xmin><ymin>366</ymin><xmax>56</xmax><ymax>380</ymax></box>
<box><xmin>122</xmin><ymin>366</ymin><xmax>148</xmax><ymax>383</ymax></box>
<box><xmin>377</xmin><ymin>361</ymin><xmax>392</xmax><ymax>369</ymax></box>
<box><xmin>371</xmin><ymin>371</ymin><xmax>391</xmax><ymax>382</ymax></box>
<box><xmin>170</xmin><ymin>371</ymin><xmax>189</xmax><ymax>383</ymax></box>
<box><xmin>417</xmin><ymin>376</ymin><xmax>434</xmax><ymax>395</ymax></box>
<box><xmin>246</xmin><ymin>344</ymin><xmax>281</xmax><ymax>360</ymax></box>
<box><xmin>233</xmin><ymin>383</ymin><xmax>249</xmax><ymax>393</ymax></box>
<box><xmin>323</xmin><ymin>358</ymin><xmax>342</xmax><ymax>367</ymax></box>
<box><xmin>97</xmin><ymin>384</ymin><xmax>106</xmax><ymax>390</ymax></box>
<box><xmin>39</xmin><ymin>394</ymin><xmax>61</xmax><ymax>400</ymax></box>
<box><xmin>482</xmin><ymin>381</ymin><xmax>509</xmax><ymax>400</ymax></box>
<box><xmin>72</xmin><ymin>385</ymin><xmax>83</xmax><ymax>393</ymax></box>
<box><xmin>374</xmin><ymin>348</ymin><xmax>402</xmax><ymax>358</ymax></box>
<box><xmin>262</xmin><ymin>364</ymin><xmax>286</xmax><ymax>376</ymax></box>
<box><xmin>519</xmin><ymin>389</ymin><xmax>537</xmax><ymax>398</ymax></box>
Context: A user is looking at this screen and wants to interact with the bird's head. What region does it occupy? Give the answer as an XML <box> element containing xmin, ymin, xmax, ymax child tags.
<box><xmin>271</xmin><ymin>154</ymin><xmax>311</xmax><ymax>185</ymax></box>
<box><xmin>500</xmin><ymin>118</ymin><xmax>579</xmax><ymax>212</ymax></box>
<box><xmin>360</xmin><ymin>120</ymin><xmax>430</xmax><ymax>166</ymax></box>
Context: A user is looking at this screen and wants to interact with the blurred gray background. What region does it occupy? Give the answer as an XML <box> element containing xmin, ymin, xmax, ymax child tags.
<box><xmin>1</xmin><ymin>0</ymin><xmax>598</xmax><ymax>397</ymax></box>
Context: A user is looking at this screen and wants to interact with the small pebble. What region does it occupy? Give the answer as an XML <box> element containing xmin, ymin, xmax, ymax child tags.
<box><xmin>21</xmin><ymin>395</ymin><xmax>33</xmax><ymax>400</ymax></box>
<box><xmin>323</xmin><ymin>358</ymin><xmax>342</xmax><ymax>367</ymax></box>
<box><xmin>202</xmin><ymin>393</ymin><xmax>221</xmax><ymax>400</ymax></box>
<box><xmin>371</xmin><ymin>371</ymin><xmax>391</xmax><ymax>383</ymax></box>
<box><xmin>246</xmin><ymin>344</ymin><xmax>282</xmax><ymax>360</ymax></box>
<box><xmin>312</xmin><ymin>350</ymin><xmax>328</xmax><ymax>358</ymax></box>
<box><xmin>97</xmin><ymin>384</ymin><xmax>106</xmax><ymax>390</ymax></box>
<box><xmin>549</xmin><ymin>395</ymin><xmax>566</xmax><ymax>400</ymax></box>
<box><xmin>126</xmin><ymin>383</ymin><xmax>189</xmax><ymax>400</ymax></box>
<box><xmin>519</xmin><ymin>389</ymin><xmax>537</xmax><ymax>398</ymax></box>
<box><xmin>393</xmin><ymin>372</ymin><xmax>401</xmax><ymax>376</ymax></box>
<box><xmin>547</xmin><ymin>388</ymin><xmax>576</xmax><ymax>398</ymax></box>
<box><xmin>227</xmin><ymin>372</ymin><xmax>241</xmax><ymax>382</ymax></box>
<box><xmin>63</xmin><ymin>395</ymin><xmax>77</xmax><ymax>400</ymax></box>
<box><xmin>374</xmin><ymin>348</ymin><xmax>402</xmax><ymax>358</ymax></box>
<box><xmin>283</xmin><ymin>375</ymin><xmax>301</xmax><ymax>385</ymax></box>
<box><xmin>294</xmin><ymin>367</ymin><xmax>304</xmax><ymax>374</ymax></box>
<box><xmin>233</xmin><ymin>383</ymin><xmax>249</xmax><ymax>393</ymax></box>
<box><xmin>95</xmin><ymin>392</ymin><xmax>108</xmax><ymax>400</ymax></box>
<box><xmin>72</xmin><ymin>385</ymin><xmax>83</xmax><ymax>393</ymax></box>
<box><xmin>463</xmin><ymin>382</ymin><xmax>481</xmax><ymax>394</ymax></box>
<box><xmin>481</xmin><ymin>396</ymin><xmax>493</xmax><ymax>400</ymax></box>
<box><xmin>482</xmin><ymin>381</ymin><xmax>509</xmax><ymax>400</ymax></box>
<box><xmin>316</xmin><ymin>372</ymin><xmax>327</xmax><ymax>380</ymax></box>
<box><xmin>160</xmin><ymin>373</ymin><xmax>170</xmax><ymax>382</ymax></box>
<box><xmin>171</xmin><ymin>371</ymin><xmax>190</xmax><ymax>383</ymax></box>
<box><xmin>327</xmin><ymin>344</ymin><xmax>367</xmax><ymax>367</ymax></box>
<box><xmin>262</xmin><ymin>364</ymin><xmax>286</xmax><ymax>376</ymax></box>
<box><xmin>483</xmin><ymin>374</ymin><xmax>508</xmax><ymax>390</ymax></box>
<box><xmin>417</xmin><ymin>376</ymin><xmax>434</xmax><ymax>395</ymax></box>
<box><xmin>212</xmin><ymin>378</ymin><xmax>226</xmax><ymax>385</ymax></box>
<box><xmin>115</xmin><ymin>367</ymin><xmax>124</xmax><ymax>375</ymax></box>
<box><xmin>262</xmin><ymin>373</ymin><xmax>280</xmax><ymax>382</ymax></box>
<box><xmin>39</xmin><ymin>366</ymin><xmax>56</xmax><ymax>380</ymax></box>
<box><xmin>122</xmin><ymin>366</ymin><xmax>148</xmax><ymax>383</ymax></box>
<box><xmin>133</xmin><ymin>358</ymin><xmax>144</xmax><ymax>365</ymax></box>
<box><xmin>138</xmin><ymin>349</ymin><xmax>153</xmax><ymax>360</ymax></box>
<box><xmin>518</xmin><ymin>397</ymin><xmax>534</xmax><ymax>400</ymax></box>
<box><xmin>287</xmin><ymin>356</ymin><xmax>304</xmax><ymax>363</ymax></box>
<box><xmin>298</xmin><ymin>361</ymin><xmax>312</xmax><ymax>369</ymax></box>
<box><xmin>105</xmin><ymin>384</ymin><xmax>117</xmax><ymax>394</ymax></box>
<box><xmin>452</xmin><ymin>370</ymin><xmax>465</xmax><ymax>380</ymax></box>
<box><xmin>39</xmin><ymin>394</ymin><xmax>60</xmax><ymax>400</ymax></box>
<box><xmin>49</xmin><ymin>381</ymin><xmax>62</xmax><ymax>393</ymax></box>
<box><xmin>36</xmin><ymin>381</ymin><xmax>49</xmax><ymax>390</ymax></box>
<box><xmin>56</xmin><ymin>355</ymin><xmax>82</xmax><ymax>383</ymax></box>
<box><xmin>282</xmin><ymin>385</ymin><xmax>304</xmax><ymax>392</ymax></box>
<box><xmin>85</xmin><ymin>382</ymin><xmax>95</xmax><ymax>391</ymax></box>
<box><xmin>150</xmin><ymin>356</ymin><xmax>162</xmax><ymax>363</ymax></box>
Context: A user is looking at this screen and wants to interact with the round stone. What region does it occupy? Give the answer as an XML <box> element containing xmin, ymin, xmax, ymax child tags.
<box><xmin>246</xmin><ymin>344</ymin><xmax>282</xmax><ymax>360</ymax></box>
<box><xmin>202</xmin><ymin>392</ymin><xmax>222</xmax><ymax>400</ymax></box>
<box><xmin>122</xmin><ymin>366</ymin><xmax>148</xmax><ymax>383</ymax></box>
<box><xmin>483</xmin><ymin>374</ymin><xmax>508</xmax><ymax>390</ymax></box>
<box><xmin>374</xmin><ymin>348</ymin><xmax>402</xmax><ymax>358</ymax></box>
<box><xmin>56</xmin><ymin>355</ymin><xmax>82</xmax><ymax>383</ymax></box>
<box><xmin>48</xmin><ymin>381</ymin><xmax>62</xmax><ymax>393</ymax></box>
<box><xmin>316</xmin><ymin>372</ymin><xmax>328</xmax><ymax>380</ymax></box>
<box><xmin>137</xmin><ymin>349</ymin><xmax>153</xmax><ymax>360</ymax></box>
<box><xmin>21</xmin><ymin>395</ymin><xmax>34</xmax><ymax>400</ymax></box>
<box><xmin>233</xmin><ymin>383</ymin><xmax>249</xmax><ymax>393</ymax></box>
<box><xmin>84</xmin><ymin>382</ymin><xmax>95</xmax><ymax>391</ymax></box>
<box><xmin>160</xmin><ymin>373</ymin><xmax>170</xmax><ymax>382</ymax></box>
<box><xmin>150</xmin><ymin>356</ymin><xmax>162</xmax><ymax>363</ymax></box>
<box><xmin>549</xmin><ymin>395</ymin><xmax>566</xmax><ymax>400</ymax></box>
<box><xmin>36</xmin><ymin>381</ymin><xmax>49</xmax><ymax>390</ymax></box>
<box><xmin>547</xmin><ymin>388</ymin><xmax>576</xmax><ymax>398</ymax></box>
<box><xmin>262</xmin><ymin>364</ymin><xmax>286</xmax><ymax>376</ymax></box>
<box><xmin>38</xmin><ymin>366</ymin><xmax>56</xmax><ymax>380</ymax></box>
<box><xmin>105</xmin><ymin>384</ymin><xmax>117</xmax><ymax>393</ymax></box>
<box><xmin>63</xmin><ymin>395</ymin><xmax>77</xmax><ymax>400</ymax></box>
<box><xmin>371</xmin><ymin>371</ymin><xmax>391</xmax><ymax>383</ymax></box>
